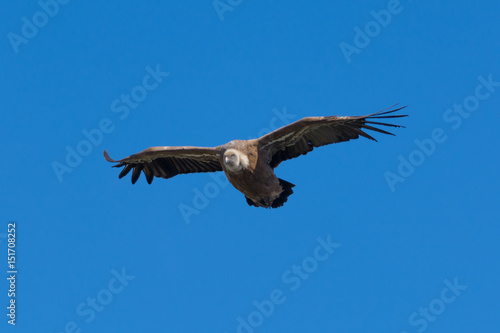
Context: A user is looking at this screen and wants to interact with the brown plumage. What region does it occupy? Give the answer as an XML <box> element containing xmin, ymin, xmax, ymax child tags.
<box><xmin>104</xmin><ymin>105</ymin><xmax>407</xmax><ymax>208</ymax></box>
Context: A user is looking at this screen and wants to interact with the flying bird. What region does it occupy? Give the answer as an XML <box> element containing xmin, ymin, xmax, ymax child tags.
<box><xmin>104</xmin><ymin>105</ymin><xmax>407</xmax><ymax>208</ymax></box>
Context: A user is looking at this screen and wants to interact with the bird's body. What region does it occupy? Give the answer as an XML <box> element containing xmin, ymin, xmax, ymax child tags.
<box><xmin>104</xmin><ymin>105</ymin><xmax>407</xmax><ymax>208</ymax></box>
<box><xmin>219</xmin><ymin>140</ymin><xmax>289</xmax><ymax>208</ymax></box>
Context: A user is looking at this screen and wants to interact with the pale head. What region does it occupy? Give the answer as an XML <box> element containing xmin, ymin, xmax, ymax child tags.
<box><xmin>223</xmin><ymin>148</ymin><xmax>249</xmax><ymax>172</ymax></box>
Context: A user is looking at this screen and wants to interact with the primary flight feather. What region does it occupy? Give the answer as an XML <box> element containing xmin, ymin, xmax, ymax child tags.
<box><xmin>104</xmin><ymin>105</ymin><xmax>407</xmax><ymax>208</ymax></box>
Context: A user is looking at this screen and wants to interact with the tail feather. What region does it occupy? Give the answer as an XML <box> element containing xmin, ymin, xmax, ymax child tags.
<box><xmin>244</xmin><ymin>179</ymin><xmax>295</xmax><ymax>208</ymax></box>
<box><xmin>271</xmin><ymin>179</ymin><xmax>295</xmax><ymax>208</ymax></box>
<box><xmin>245</xmin><ymin>196</ymin><xmax>258</xmax><ymax>207</ymax></box>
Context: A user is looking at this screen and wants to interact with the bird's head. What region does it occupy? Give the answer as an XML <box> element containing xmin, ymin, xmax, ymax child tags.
<box><xmin>223</xmin><ymin>148</ymin><xmax>248</xmax><ymax>172</ymax></box>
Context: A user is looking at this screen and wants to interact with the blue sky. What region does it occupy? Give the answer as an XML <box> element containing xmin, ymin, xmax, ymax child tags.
<box><xmin>1</xmin><ymin>1</ymin><xmax>499</xmax><ymax>332</ymax></box>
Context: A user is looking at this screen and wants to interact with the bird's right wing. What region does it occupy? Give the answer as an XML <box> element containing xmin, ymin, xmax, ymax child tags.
<box><xmin>103</xmin><ymin>146</ymin><xmax>222</xmax><ymax>184</ymax></box>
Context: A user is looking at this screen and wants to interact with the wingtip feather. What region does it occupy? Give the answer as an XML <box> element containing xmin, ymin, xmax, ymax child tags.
<box><xmin>103</xmin><ymin>150</ymin><xmax>118</xmax><ymax>162</ymax></box>
<box><xmin>368</xmin><ymin>105</ymin><xmax>408</xmax><ymax>118</ymax></box>
<box><xmin>131</xmin><ymin>166</ymin><xmax>142</xmax><ymax>184</ymax></box>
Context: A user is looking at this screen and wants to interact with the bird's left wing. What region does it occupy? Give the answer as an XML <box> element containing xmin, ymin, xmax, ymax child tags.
<box><xmin>103</xmin><ymin>146</ymin><xmax>222</xmax><ymax>184</ymax></box>
<box><xmin>257</xmin><ymin>105</ymin><xmax>407</xmax><ymax>168</ymax></box>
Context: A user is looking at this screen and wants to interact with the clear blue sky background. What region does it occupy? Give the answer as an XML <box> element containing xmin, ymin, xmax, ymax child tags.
<box><xmin>1</xmin><ymin>1</ymin><xmax>499</xmax><ymax>332</ymax></box>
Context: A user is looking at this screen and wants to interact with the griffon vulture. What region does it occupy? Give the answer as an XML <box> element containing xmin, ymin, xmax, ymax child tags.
<box><xmin>104</xmin><ymin>105</ymin><xmax>407</xmax><ymax>208</ymax></box>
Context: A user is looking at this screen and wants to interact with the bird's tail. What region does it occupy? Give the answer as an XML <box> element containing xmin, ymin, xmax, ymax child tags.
<box><xmin>271</xmin><ymin>179</ymin><xmax>295</xmax><ymax>208</ymax></box>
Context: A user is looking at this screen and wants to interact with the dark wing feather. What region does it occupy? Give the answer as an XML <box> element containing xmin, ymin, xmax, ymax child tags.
<box><xmin>258</xmin><ymin>105</ymin><xmax>408</xmax><ymax>168</ymax></box>
<box><xmin>103</xmin><ymin>146</ymin><xmax>222</xmax><ymax>184</ymax></box>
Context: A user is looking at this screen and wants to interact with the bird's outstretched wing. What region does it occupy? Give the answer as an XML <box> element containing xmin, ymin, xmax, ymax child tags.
<box><xmin>257</xmin><ymin>105</ymin><xmax>408</xmax><ymax>168</ymax></box>
<box><xmin>103</xmin><ymin>146</ymin><xmax>222</xmax><ymax>184</ymax></box>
